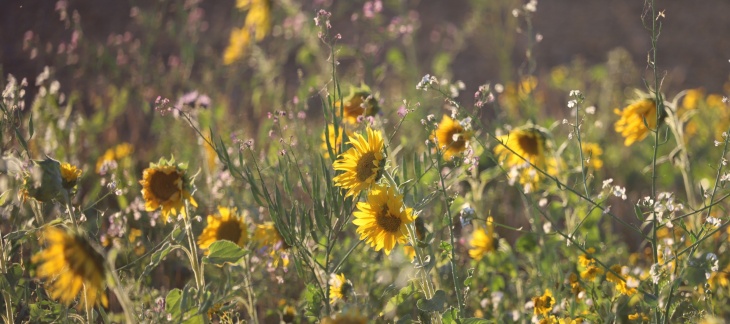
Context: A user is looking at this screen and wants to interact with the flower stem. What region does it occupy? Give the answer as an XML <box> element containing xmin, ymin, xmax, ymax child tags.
<box><xmin>435</xmin><ymin>152</ymin><xmax>464</xmax><ymax>318</ymax></box>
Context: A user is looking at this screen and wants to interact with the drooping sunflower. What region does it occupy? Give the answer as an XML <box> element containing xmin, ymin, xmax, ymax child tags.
<box><xmin>224</xmin><ymin>0</ymin><xmax>271</xmax><ymax>64</ymax></box>
<box><xmin>253</xmin><ymin>222</ymin><xmax>290</xmax><ymax>268</ymax></box>
<box><xmin>60</xmin><ymin>162</ymin><xmax>82</xmax><ymax>190</ymax></box>
<box><xmin>32</xmin><ymin>227</ymin><xmax>108</xmax><ymax>309</ymax></box>
<box><xmin>468</xmin><ymin>216</ymin><xmax>495</xmax><ymax>261</ymax></box>
<box><xmin>532</xmin><ymin>288</ymin><xmax>554</xmax><ymax>316</ymax></box>
<box><xmin>332</xmin><ymin>127</ymin><xmax>385</xmax><ymax>198</ymax></box>
<box><xmin>139</xmin><ymin>158</ymin><xmax>197</xmax><ymax>223</ymax></box>
<box><xmin>494</xmin><ymin>126</ymin><xmax>558</xmax><ymax>191</ymax></box>
<box><xmin>336</xmin><ymin>85</ymin><xmax>380</xmax><ymax>124</ymax></box>
<box><xmin>431</xmin><ymin>115</ymin><xmax>472</xmax><ymax>160</ymax></box>
<box><xmin>352</xmin><ymin>184</ymin><xmax>415</xmax><ymax>255</ymax></box>
<box><xmin>614</xmin><ymin>98</ymin><xmax>661</xmax><ymax>146</ymax></box>
<box><xmin>329</xmin><ymin>273</ymin><xmax>351</xmax><ymax>304</ymax></box>
<box><xmin>198</xmin><ymin>207</ymin><xmax>249</xmax><ymax>254</ymax></box>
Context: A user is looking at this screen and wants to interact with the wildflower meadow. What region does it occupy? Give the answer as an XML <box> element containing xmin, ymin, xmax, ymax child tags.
<box><xmin>3</xmin><ymin>0</ymin><xmax>730</xmax><ymax>323</ymax></box>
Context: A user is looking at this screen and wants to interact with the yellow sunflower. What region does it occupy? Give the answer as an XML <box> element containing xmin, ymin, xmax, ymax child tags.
<box><xmin>336</xmin><ymin>85</ymin><xmax>380</xmax><ymax>124</ymax></box>
<box><xmin>431</xmin><ymin>115</ymin><xmax>472</xmax><ymax>160</ymax></box>
<box><xmin>494</xmin><ymin>126</ymin><xmax>557</xmax><ymax>191</ymax></box>
<box><xmin>332</xmin><ymin>127</ymin><xmax>385</xmax><ymax>198</ymax></box>
<box><xmin>352</xmin><ymin>184</ymin><xmax>415</xmax><ymax>255</ymax></box>
<box><xmin>224</xmin><ymin>0</ymin><xmax>271</xmax><ymax>64</ymax></box>
<box><xmin>606</xmin><ymin>264</ymin><xmax>637</xmax><ymax>296</ymax></box>
<box><xmin>468</xmin><ymin>216</ymin><xmax>494</xmax><ymax>260</ymax></box>
<box><xmin>329</xmin><ymin>273</ymin><xmax>351</xmax><ymax>304</ymax></box>
<box><xmin>60</xmin><ymin>162</ymin><xmax>81</xmax><ymax>190</ymax></box>
<box><xmin>139</xmin><ymin>158</ymin><xmax>197</xmax><ymax>223</ymax></box>
<box><xmin>197</xmin><ymin>207</ymin><xmax>249</xmax><ymax>254</ymax></box>
<box><xmin>580</xmin><ymin>143</ymin><xmax>603</xmax><ymax>170</ymax></box>
<box><xmin>533</xmin><ymin>288</ymin><xmax>554</xmax><ymax>316</ymax></box>
<box><xmin>580</xmin><ymin>265</ymin><xmax>603</xmax><ymax>281</ymax></box>
<box><xmin>578</xmin><ymin>247</ymin><xmax>596</xmax><ymax>267</ymax></box>
<box><xmin>32</xmin><ymin>227</ymin><xmax>108</xmax><ymax>309</ymax></box>
<box><xmin>614</xmin><ymin>98</ymin><xmax>660</xmax><ymax>146</ymax></box>
<box><xmin>95</xmin><ymin>143</ymin><xmax>133</xmax><ymax>174</ymax></box>
<box><xmin>253</xmin><ymin>222</ymin><xmax>290</xmax><ymax>267</ymax></box>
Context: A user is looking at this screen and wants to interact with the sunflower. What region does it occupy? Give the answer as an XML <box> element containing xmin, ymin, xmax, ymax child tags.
<box><xmin>60</xmin><ymin>162</ymin><xmax>81</xmax><ymax>190</ymax></box>
<box><xmin>532</xmin><ymin>288</ymin><xmax>554</xmax><ymax>316</ymax></box>
<box><xmin>139</xmin><ymin>158</ymin><xmax>197</xmax><ymax>223</ymax></box>
<box><xmin>224</xmin><ymin>0</ymin><xmax>271</xmax><ymax>64</ymax></box>
<box><xmin>580</xmin><ymin>265</ymin><xmax>603</xmax><ymax>281</ymax></box>
<box><xmin>198</xmin><ymin>207</ymin><xmax>249</xmax><ymax>254</ymax></box>
<box><xmin>431</xmin><ymin>115</ymin><xmax>472</xmax><ymax>160</ymax></box>
<box><xmin>494</xmin><ymin>126</ymin><xmax>557</xmax><ymax>191</ymax></box>
<box><xmin>96</xmin><ymin>143</ymin><xmax>133</xmax><ymax>174</ymax></box>
<box><xmin>614</xmin><ymin>98</ymin><xmax>660</xmax><ymax>146</ymax></box>
<box><xmin>352</xmin><ymin>184</ymin><xmax>415</xmax><ymax>255</ymax></box>
<box><xmin>329</xmin><ymin>273</ymin><xmax>351</xmax><ymax>304</ymax></box>
<box><xmin>32</xmin><ymin>227</ymin><xmax>108</xmax><ymax>309</ymax></box>
<box><xmin>577</xmin><ymin>247</ymin><xmax>596</xmax><ymax>267</ymax></box>
<box><xmin>606</xmin><ymin>265</ymin><xmax>637</xmax><ymax>296</ymax></box>
<box><xmin>336</xmin><ymin>85</ymin><xmax>380</xmax><ymax>124</ymax></box>
<box><xmin>468</xmin><ymin>216</ymin><xmax>494</xmax><ymax>261</ymax></box>
<box><xmin>332</xmin><ymin>127</ymin><xmax>385</xmax><ymax>198</ymax></box>
<box><xmin>580</xmin><ymin>143</ymin><xmax>603</xmax><ymax>170</ymax></box>
<box><xmin>253</xmin><ymin>222</ymin><xmax>290</xmax><ymax>268</ymax></box>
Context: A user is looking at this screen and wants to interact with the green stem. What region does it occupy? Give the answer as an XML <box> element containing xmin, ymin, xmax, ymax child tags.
<box><xmin>182</xmin><ymin>203</ymin><xmax>203</xmax><ymax>291</ymax></box>
<box><xmin>435</xmin><ymin>152</ymin><xmax>464</xmax><ymax>317</ymax></box>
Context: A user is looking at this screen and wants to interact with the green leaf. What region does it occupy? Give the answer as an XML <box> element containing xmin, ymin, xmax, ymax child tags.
<box><xmin>165</xmin><ymin>289</ymin><xmax>183</xmax><ymax>317</ymax></box>
<box><xmin>143</xmin><ymin>242</ymin><xmax>174</xmax><ymax>276</ymax></box>
<box><xmin>441</xmin><ymin>308</ymin><xmax>458</xmax><ymax>324</ymax></box>
<box><xmin>203</xmin><ymin>240</ymin><xmax>246</xmax><ymax>266</ymax></box>
<box><xmin>416</xmin><ymin>290</ymin><xmax>447</xmax><ymax>313</ymax></box>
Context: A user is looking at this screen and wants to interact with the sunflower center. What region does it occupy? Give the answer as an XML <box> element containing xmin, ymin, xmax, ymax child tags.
<box><xmin>65</xmin><ymin>236</ymin><xmax>105</xmax><ymax>279</ymax></box>
<box><xmin>216</xmin><ymin>220</ymin><xmax>243</xmax><ymax>244</ymax></box>
<box><xmin>149</xmin><ymin>171</ymin><xmax>181</xmax><ymax>201</ymax></box>
<box><xmin>376</xmin><ymin>205</ymin><xmax>402</xmax><ymax>233</ymax></box>
<box><xmin>517</xmin><ymin>134</ymin><xmax>540</xmax><ymax>156</ymax></box>
<box><xmin>356</xmin><ymin>152</ymin><xmax>378</xmax><ymax>182</ymax></box>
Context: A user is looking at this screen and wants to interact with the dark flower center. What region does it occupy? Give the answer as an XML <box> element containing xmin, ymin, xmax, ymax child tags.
<box><xmin>65</xmin><ymin>235</ymin><xmax>105</xmax><ymax>279</ymax></box>
<box><xmin>150</xmin><ymin>171</ymin><xmax>181</xmax><ymax>201</ymax></box>
<box><xmin>216</xmin><ymin>220</ymin><xmax>243</xmax><ymax>245</ymax></box>
<box><xmin>517</xmin><ymin>133</ymin><xmax>540</xmax><ymax>156</ymax></box>
<box><xmin>356</xmin><ymin>152</ymin><xmax>378</xmax><ymax>182</ymax></box>
<box><xmin>376</xmin><ymin>205</ymin><xmax>402</xmax><ymax>233</ymax></box>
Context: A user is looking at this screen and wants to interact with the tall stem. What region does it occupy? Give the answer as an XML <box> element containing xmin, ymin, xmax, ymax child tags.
<box><xmin>435</xmin><ymin>154</ymin><xmax>463</xmax><ymax>317</ymax></box>
<box><xmin>182</xmin><ymin>203</ymin><xmax>203</xmax><ymax>291</ymax></box>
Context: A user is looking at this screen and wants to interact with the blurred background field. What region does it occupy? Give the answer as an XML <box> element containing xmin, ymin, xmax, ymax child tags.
<box><xmin>2</xmin><ymin>0</ymin><xmax>730</xmax><ymax>322</ymax></box>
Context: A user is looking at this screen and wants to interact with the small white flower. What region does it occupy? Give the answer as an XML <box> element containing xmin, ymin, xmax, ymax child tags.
<box><xmin>706</xmin><ymin>216</ymin><xmax>722</xmax><ymax>228</ymax></box>
<box><xmin>715</xmin><ymin>140</ymin><xmax>722</xmax><ymax>147</ymax></box>
<box><xmin>602</xmin><ymin>178</ymin><xmax>614</xmax><ymax>189</ymax></box>
<box><xmin>567</xmin><ymin>100</ymin><xmax>577</xmax><ymax>108</ymax></box>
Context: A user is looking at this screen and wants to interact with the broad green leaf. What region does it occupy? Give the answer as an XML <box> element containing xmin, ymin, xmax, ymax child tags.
<box><xmin>165</xmin><ymin>289</ymin><xmax>183</xmax><ymax>317</ymax></box>
<box><xmin>204</xmin><ymin>240</ymin><xmax>246</xmax><ymax>266</ymax></box>
<box><xmin>416</xmin><ymin>290</ymin><xmax>447</xmax><ymax>313</ymax></box>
